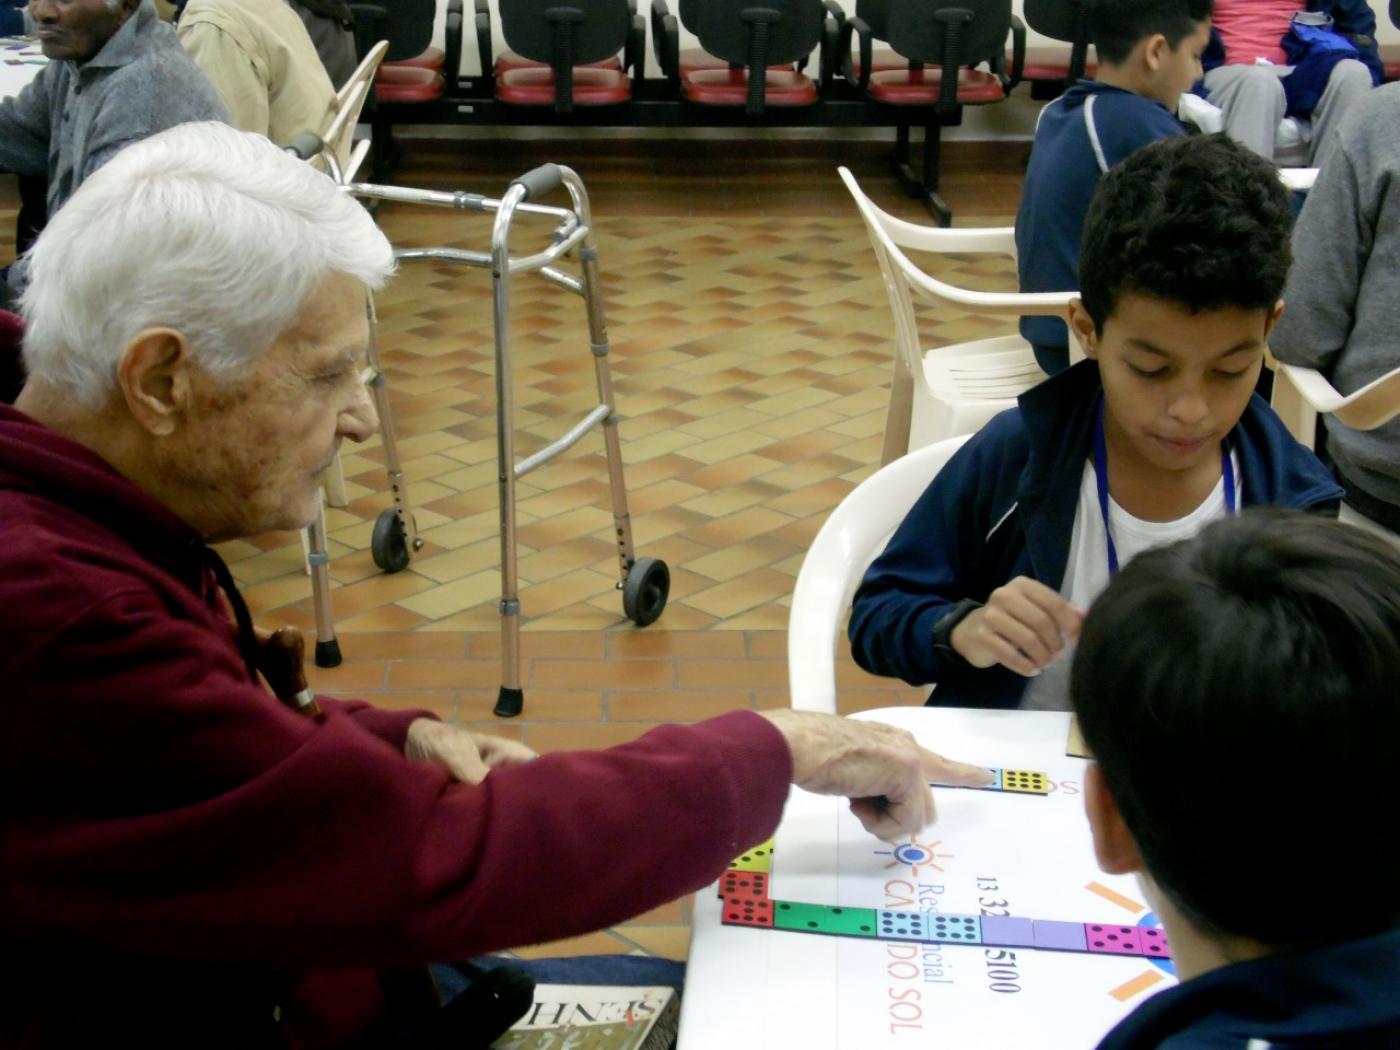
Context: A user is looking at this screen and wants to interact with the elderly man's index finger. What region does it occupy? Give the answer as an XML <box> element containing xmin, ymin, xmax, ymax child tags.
<box><xmin>922</xmin><ymin>748</ymin><xmax>997</xmax><ymax>788</ymax></box>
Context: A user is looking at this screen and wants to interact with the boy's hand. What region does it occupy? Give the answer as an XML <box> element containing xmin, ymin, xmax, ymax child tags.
<box><xmin>950</xmin><ymin>577</ymin><xmax>1085</xmax><ymax>677</ymax></box>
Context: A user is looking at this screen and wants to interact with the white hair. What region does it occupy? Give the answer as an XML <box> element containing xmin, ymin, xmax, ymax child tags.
<box><xmin>20</xmin><ymin>121</ymin><xmax>395</xmax><ymax>407</ymax></box>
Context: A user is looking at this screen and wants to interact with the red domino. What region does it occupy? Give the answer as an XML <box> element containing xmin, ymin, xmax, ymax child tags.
<box><xmin>719</xmin><ymin>871</ymin><xmax>770</xmax><ymax>900</ymax></box>
<box><xmin>722</xmin><ymin>896</ymin><xmax>774</xmax><ymax>927</ymax></box>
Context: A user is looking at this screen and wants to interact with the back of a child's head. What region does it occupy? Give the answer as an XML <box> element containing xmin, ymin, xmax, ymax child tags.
<box><xmin>1072</xmin><ymin>511</ymin><xmax>1400</xmax><ymax>945</ymax></box>
<box><xmin>1077</xmin><ymin>134</ymin><xmax>1291</xmax><ymax>334</ymax></box>
<box><xmin>1086</xmin><ymin>0</ymin><xmax>1212</xmax><ymax>65</ymax></box>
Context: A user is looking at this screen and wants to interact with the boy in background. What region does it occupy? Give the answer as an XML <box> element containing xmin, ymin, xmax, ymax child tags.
<box><xmin>1074</xmin><ymin>511</ymin><xmax>1400</xmax><ymax>1047</ymax></box>
<box><xmin>850</xmin><ymin>135</ymin><xmax>1341</xmax><ymax>711</ymax></box>
<box><xmin>1016</xmin><ymin>0</ymin><xmax>1210</xmax><ymax>375</ymax></box>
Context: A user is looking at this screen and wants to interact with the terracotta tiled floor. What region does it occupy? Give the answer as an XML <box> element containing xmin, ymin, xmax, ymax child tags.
<box><xmin>0</xmin><ymin>137</ymin><xmax>1024</xmax><ymax>963</ymax></box>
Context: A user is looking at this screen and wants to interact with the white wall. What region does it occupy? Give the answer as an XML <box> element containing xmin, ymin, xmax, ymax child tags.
<box><xmin>425</xmin><ymin>1</ymin><xmax>1399</xmax><ymax>142</ymax></box>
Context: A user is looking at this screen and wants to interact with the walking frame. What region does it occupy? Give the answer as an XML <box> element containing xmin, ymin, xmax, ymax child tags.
<box><xmin>293</xmin><ymin>134</ymin><xmax>670</xmax><ymax>717</ymax></box>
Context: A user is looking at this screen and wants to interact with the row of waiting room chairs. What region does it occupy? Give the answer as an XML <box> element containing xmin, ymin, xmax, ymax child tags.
<box><xmin>355</xmin><ymin>0</ymin><xmax>1051</xmax><ymax>224</ymax></box>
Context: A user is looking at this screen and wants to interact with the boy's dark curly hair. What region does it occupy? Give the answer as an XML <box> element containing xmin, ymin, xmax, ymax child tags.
<box><xmin>1077</xmin><ymin>134</ymin><xmax>1292</xmax><ymax>333</ymax></box>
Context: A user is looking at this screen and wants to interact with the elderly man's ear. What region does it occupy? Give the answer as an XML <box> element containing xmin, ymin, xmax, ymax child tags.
<box><xmin>116</xmin><ymin>330</ymin><xmax>194</xmax><ymax>437</ymax></box>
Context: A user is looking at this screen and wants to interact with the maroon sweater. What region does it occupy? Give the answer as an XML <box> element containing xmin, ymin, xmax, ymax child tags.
<box><xmin>0</xmin><ymin>404</ymin><xmax>792</xmax><ymax>1048</ymax></box>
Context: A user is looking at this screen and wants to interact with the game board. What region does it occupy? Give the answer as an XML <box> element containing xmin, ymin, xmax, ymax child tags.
<box><xmin>680</xmin><ymin>709</ymin><xmax>1177</xmax><ymax>1049</ymax></box>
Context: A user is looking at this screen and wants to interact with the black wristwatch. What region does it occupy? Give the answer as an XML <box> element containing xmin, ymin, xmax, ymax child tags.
<box><xmin>931</xmin><ymin>599</ymin><xmax>983</xmax><ymax>661</ymax></box>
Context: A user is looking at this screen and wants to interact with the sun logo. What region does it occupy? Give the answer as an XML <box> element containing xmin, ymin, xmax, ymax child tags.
<box><xmin>874</xmin><ymin>836</ymin><xmax>954</xmax><ymax>878</ymax></box>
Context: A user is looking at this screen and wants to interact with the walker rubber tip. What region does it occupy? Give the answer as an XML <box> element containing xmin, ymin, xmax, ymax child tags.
<box><xmin>494</xmin><ymin>686</ymin><xmax>524</xmax><ymax>718</ymax></box>
<box><xmin>314</xmin><ymin>639</ymin><xmax>343</xmax><ymax>668</ymax></box>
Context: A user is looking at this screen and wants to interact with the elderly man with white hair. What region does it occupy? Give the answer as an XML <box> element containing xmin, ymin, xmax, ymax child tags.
<box><xmin>0</xmin><ymin>122</ymin><xmax>989</xmax><ymax>1048</ymax></box>
<box><xmin>0</xmin><ymin>0</ymin><xmax>226</xmax><ymax>288</ymax></box>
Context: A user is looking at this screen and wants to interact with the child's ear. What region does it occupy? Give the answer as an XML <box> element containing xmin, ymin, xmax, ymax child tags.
<box><xmin>1140</xmin><ymin>33</ymin><xmax>1170</xmax><ymax>72</ymax></box>
<box><xmin>1084</xmin><ymin>764</ymin><xmax>1144</xmax><ymax>875</ymax></box>
<box><xmin>1263</xmin><ymin>299</ymin><xmax>1285</xmax><ymax>340</ymax></box>
<box><xmin>1067</xmin><ymin>298</ymin><xmax>1100</xmax><ymax>361</ymax></box>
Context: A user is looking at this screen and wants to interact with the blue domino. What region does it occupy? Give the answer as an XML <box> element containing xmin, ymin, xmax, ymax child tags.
<box><xmin>876</xmin><ymin>910</ymin><xmax>930</xmax><ymax>941</ymax></box>
<box><xmin>980</xmin><ymin>914</ymin><xmax>1036</xmax><ymax>947</ymax></box>
<box><xmin>927</xmin><ymin>913</ymin><xmax>982</xmax><ymax>944</ymax></box>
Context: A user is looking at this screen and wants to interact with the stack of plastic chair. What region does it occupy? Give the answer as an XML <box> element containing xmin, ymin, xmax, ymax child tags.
<box><xmin>1270</xmin><ymin>361</ymin><xmax>1400</xmax><ymax>449</ymax></box>
<box><xmin>494</xmin><ymin>0</ymin><xmax>643</xmax><ymax>113</ymax></box>
<box><xmin>844</xmin><ymin>0</ymin><xmax>1022</xmax><ymax>225</ymax></box>
<box><xmin>839</xmin><ymin>166</ymin><xmax>1072</xmax><ymax>464</ymax></box>
<box><xmin>787</xmin><ymin>436</ymin><xmax>969</xmax><ymax>713</ymax></box>
<box><xmin>654</xmin><ymin>0</ymin><xmax>832</xmax><ymax>116</ymax></box>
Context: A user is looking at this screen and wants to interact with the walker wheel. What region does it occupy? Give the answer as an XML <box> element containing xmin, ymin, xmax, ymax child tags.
<box><xmin>622</xmin><ymin>557</ymin><xmax>670</xmax><ymax>627</ymax></box>
<box><xmin>371</xmin><ymin>508</ymin><xmax>411</xmax><ymax>574</ymax></box>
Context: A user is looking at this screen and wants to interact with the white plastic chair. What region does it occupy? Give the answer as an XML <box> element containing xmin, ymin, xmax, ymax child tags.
<box><xmin>838</xmin><ymin>167</ymin><xmax>1074</xmax><ymax>465</ymax></box>
<box><xmin>787</xmin><ymin>435</ymin><xmax>970</xmax><ymax>713</ymax></box>
<box><xmin>1270</xmin><ymin>361</ymin><xmax>1400</xmax><ymax>447</ymax></box>
<box><xmin>320</xmin><ymin>39</ymin><xmax>388</xmax><ymax>186</ymax></box>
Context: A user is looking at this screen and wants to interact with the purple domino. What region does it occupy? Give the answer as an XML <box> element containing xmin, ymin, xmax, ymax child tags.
<box><xmin>980</xmin><ymin>915</ymin><xmax>1036</xmax><ymax>948</ymax></box>
<box><xmin>1085</xmin><ymin>924</ymin><xmax>1143</xmax><ymax>955</ymax></box>
<box><xmin>1032</xmin><ymin>920</ymin><xmax>1089</xmax><ymax>952</ymax></box>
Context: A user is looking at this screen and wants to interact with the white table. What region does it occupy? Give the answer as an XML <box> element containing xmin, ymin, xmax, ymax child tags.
<box><xmin>1</xmin><ymin>37</ymin><xmax>46</xmax><ymax>100</ymax></box>
<box><xmin>679</xmin><ymin>707</ymin><xmax>1178</xmax><ymax>1050</ymax></box>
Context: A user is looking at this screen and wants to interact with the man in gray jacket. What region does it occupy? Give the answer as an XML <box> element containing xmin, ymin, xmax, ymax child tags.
<box><xmin>0</xmin><ymin>0</ymin><xmax>227</xmax><ymax>284</ymax></box>
<box><xmin>1271</xmin><ymin>82</ymin><xmax>1400</xmax><ymax>540</ymax></box>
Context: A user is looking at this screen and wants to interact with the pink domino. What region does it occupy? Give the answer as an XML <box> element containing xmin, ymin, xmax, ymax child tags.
<box><xmin>1084</xmin><ymin>924</ymin><xmax>1143</xmax><ymax>955</ymax></box>
<box><xmin>1139</xmin><ymin>927</ymin><xmax>1172</xmax><ymax>958</ymax></box>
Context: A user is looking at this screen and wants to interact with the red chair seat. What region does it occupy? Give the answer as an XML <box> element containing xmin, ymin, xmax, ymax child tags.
<box><xmin>1015</xmin><ymin>47</ymin><xmax>1097</xmax><ymax>82</ymax></box>
<box><xmin>677</xmin><ymin>47</ymin><xmax>792</xmax><ymax>76</ymax></box>
<box><xmin>375</xmin><ymin>65</ymin><xmax>446</xmax><ymax>102</ymax></box>
<box><xmin>495</xmin><ymin>49</ymin><xmax>623</xmax><ymax>74</ymax></box>
<box><xmin>681</xmin><ymin>67</ymin><xmax>818</xmax><ymax>106</ymax></box>
<box><xmin>851</xmin><ymin>48</ymin><xmax>908</xmax><ymax>79</ymax></box>
<box><xmin>496</xmin><ymin>66</ymin><xmax>631</xmax><ymax>105</ymax></box>
<box><xmin>868</xmin><ymin>67</ymin><xmax>1004</xmax><ymax>105</ymax></box>
<box><xmin>386</xmin><ymin>46</ymin><xmax>445</xmax><ymax>71</ymax></box>
<box><xmin>1381</xmin><ymin>44</ymin><xmax>1399</xmax><ymax>82</ymax></box>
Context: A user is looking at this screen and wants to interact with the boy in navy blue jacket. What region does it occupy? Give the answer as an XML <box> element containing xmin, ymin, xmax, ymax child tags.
<box><xmin>1075</xmin><ymin>512</ymin><xmax>1400</xmax><ymax>1048</ymax></box>
<box><xmin>850</xmin><ymin>134</ymin><xmax>1342</xmax><ymax>711</ymax></box>
<box><xmin>1016</xmin><ymin>0</ymin><xmax>1210</xmax><ymax>375</ymax></box>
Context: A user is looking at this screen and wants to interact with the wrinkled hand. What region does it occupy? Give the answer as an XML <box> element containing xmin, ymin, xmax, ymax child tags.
<box><xmin>405</xmin><ymin>719</ymin><xmax>539</xmax><ymax>785</ymax></box>
<box><xmin>951</xmin><ymin>576</ymin><xmax>1085</xmax><ymax>677</ymax></box>
<box><xmin>759</xmin><ymin>709</ymin><xmax>993</xmax><ymax>839</ymax></box>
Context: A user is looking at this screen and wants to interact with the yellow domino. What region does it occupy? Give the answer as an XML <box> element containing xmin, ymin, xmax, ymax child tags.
<box><xmin>728</xmin><ymin>839</ymin><xmax>775</xmax><ymax>873</ymax></box>
<box><xmin>1001</xmin><ymin>769</ymin><xmax>1050</xmax><ymax>795</ymax></box>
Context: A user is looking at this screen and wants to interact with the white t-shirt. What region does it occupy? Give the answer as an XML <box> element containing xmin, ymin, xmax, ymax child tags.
<box><xmin>1020</xmin><ymin>453</ymin><xmax>1240</xmax><ymax>710</ymax></box>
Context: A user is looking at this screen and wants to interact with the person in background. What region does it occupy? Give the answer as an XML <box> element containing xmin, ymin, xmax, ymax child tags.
<box><xmin>287</xmin><ymin>0</ymin><xmax>357</xmax><ymax>88</ymax></box>
<box><xmin>1200</xmin><ymin>0</ymin><xmax>1380</xmax><ymax>167</ymax></box>
<box><xmin>1016</xmin><ymin>0</ymin><xmax>1210</xmax><ymax>375</ymax></box>
<box><xmin>1270</xmin><ymin>83</ymin><xmax>1400</xmax><ymax>543</ymax></box>
<box><xmin>176</xmin><ymin>0</ymin><xmax>338</xmax><ymax>145</ymax></box>
<box><xmin>0</xmin><ymin>0</ymin><xmax>227</xmax><ymax>292</ymax></box>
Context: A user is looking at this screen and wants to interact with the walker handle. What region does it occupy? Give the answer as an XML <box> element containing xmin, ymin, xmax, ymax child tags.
<box><xmin>510</xmin><ymin>164</ymin><xmax>564</xmax><ymax>201</ymax></box>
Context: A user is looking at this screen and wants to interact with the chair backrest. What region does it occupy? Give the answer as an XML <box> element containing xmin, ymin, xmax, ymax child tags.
<box><xmin>501</xmin><ymin>0</ymin><xmax>634</xmax><ymax>65</ymax></box>
<box><xmin>1023</xmin><ymin>0</ymin><xmax>1090</xmax><ymax>80</ymax></box>
<box><xmin>320</xmin><ymin>40</ymin><xmax>386</xmax><ymax>177</ymax></box>
<box><xmin>885</xmin><ymin>0</ymin><xmax>1011</xmax><ymax>69</ymax></box>
<box><xmin>693</xmin><ymin>0</ymin><xmax>826</xmax><ymax>67</ymax></box>
<box><xmin>1270</xmin><ymin>362</ymin><xmax>1400</xmax><ymax>448</ymax></box>
<box><xmin>788</xmin><ymin>435</ymin><xmax>970</xmax><ymax>712</ymax></box>
<box><xmin>854</xmin><ymin>0</ymin><xmax>893</xmax><ymax>39</ymax></box>
<box><xmin>350</xmin><ymin>0</ymin><xmax>434</xmax><ymax>62</ymax></box>
<box><xmin>838</xmin><ymin>165</ymin><xmax>1073</xmax><ymax>381</ymax></box>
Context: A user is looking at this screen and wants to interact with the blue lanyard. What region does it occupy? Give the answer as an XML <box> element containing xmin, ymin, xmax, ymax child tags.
<box><xmin>1093</xmin><ymin>398</ymin><xmax>1235</xmax><ymax>577</ymax></box>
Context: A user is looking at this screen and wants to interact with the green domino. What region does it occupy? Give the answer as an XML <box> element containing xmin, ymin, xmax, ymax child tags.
<box><xmin>773</xmin><ymin>900</ymin><xmax>879</xmax><ymax>937</ymax></box>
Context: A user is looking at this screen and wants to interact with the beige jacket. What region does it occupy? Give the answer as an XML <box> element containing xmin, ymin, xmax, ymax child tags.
<box><xmin>177</xmin><ymin>0</ymin><xmax>337</xmax><ymax>145</ymax></box>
